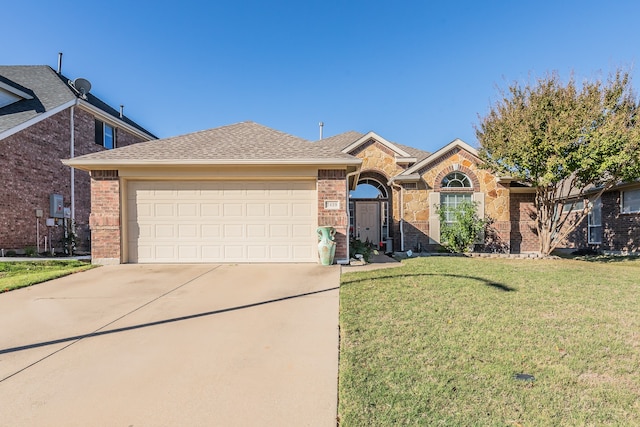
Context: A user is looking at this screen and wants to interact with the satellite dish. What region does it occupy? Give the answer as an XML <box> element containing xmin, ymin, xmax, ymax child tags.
<box><xmin>73</xmin><ymin>78</ymin><xmax>92</xmax><ymax>96</ymax></box>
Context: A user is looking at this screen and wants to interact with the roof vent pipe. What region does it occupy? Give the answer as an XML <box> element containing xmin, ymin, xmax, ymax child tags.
<box><xmin>57</xmin><ymin>52</ymin><xmax>63</xmax><ymax>74</ymax></box>
<box><xmin>119</xmin><ymin>105</ymin><xmax>124</xmax><ymax>119</ymax></box>
<box><xmin>319</xmin><ymin>121</ymin><xmax>324</xmax><ymax>140</ymax></box>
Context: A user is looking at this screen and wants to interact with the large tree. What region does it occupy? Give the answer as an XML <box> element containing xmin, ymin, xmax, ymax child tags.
<box><xmin>476</xmin><ymin>70</ymin><xmax>640</xmax><ymax>256</ymax></box>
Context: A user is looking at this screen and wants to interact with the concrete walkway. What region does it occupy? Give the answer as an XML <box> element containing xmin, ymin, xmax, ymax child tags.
<box><xmin>0</xmin><ymin>264</ymin><xmax>340</xmax><ymax>426</ymax></box>
<box><xmin>341</xmin><ymin>253</ymin><xmax>404</xmax><ymax>273</ymax></box>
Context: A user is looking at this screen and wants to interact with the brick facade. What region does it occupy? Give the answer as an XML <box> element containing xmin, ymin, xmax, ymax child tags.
<box><xmin>560</xmin><ymin>189</ymin><xmax>640</xmax><ymax>253</ymax></box>
<box><xmin>317</xmin><ymin>169</ymin><xmax>348</xmax><ymax>261</ymax></box>
<box><xmin>89</xmin><ymin>170</ymin><xmax>121</xmax><ymax>264</ymax></box>
<box><xmin>0</xmin><ymin>107</ymin><xmax>147</xmax><ymax>254</ymax></box>
<box><xmin>509</xmin><ymin>192</ymin><xmax>538</xmax><ymax>252</ymax></box>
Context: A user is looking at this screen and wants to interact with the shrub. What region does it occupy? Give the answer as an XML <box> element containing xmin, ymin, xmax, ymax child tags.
<box><xmin>349</xmin><ymin>238</ymin><xmax>374</xmax><ymax>262</ymax></box>
<box><xmin>437</xmin><ymin>201</ymin><xmax>487</xmax><ymax>253</ymax></box>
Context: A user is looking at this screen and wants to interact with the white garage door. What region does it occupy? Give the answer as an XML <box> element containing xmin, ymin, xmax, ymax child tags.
<box><xmin>127</xmin><ymin>180</ymin><xmax>317</xmax><ymax>263</ymax></box>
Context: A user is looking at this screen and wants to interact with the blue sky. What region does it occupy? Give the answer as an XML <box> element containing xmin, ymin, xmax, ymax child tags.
<box><xmin>4</xmin><ymin>0</ymin><xmax>639</xmax><ymax>153</ymax></box>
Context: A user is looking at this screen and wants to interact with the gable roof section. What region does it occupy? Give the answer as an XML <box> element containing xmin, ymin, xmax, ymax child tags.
<box><xmin>0</xmin><ymin>65</ymin><xmax>156</xmax><ymax>140</ymax></box>
<box><xmin>0</xmin><ymin>66</ymin><xmax>75</xmax><ymax>134</ymax></box>
<box><xmin>0</xmin><ymin>75</ymin><xmax>34</xmax><ymax>108</ymax></box>
<box><xmin>341</xmin><ymin>131</ymin><xmax>414</xmax><ymax>158</ymax></box>
<box><xmin>64</xmin><ymin>121</ymin><xmax>362</xmax><ymax>170</ymax></box>
<box><xmin>315</xmin><ymin>130</ymin><xmax>364</xmax><ymax>150</ymax></box>
<box><xmin>399</xmin><ymin>138</ymin><xmax>479</xmax><ymax>178</ymax></box>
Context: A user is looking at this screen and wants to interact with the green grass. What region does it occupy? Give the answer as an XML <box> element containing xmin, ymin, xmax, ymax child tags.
<box><xmin>0</xmin><ymin>260</ymin><xmax>95</xmax><ymax>292</ymax></box>
<box><xmin>339</xmin><ymin>256</ymin><xmax>640</xmax><ymax>426</ymax></box>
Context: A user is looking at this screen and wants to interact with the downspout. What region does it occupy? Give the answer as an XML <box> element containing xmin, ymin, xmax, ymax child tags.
<box><xmin>337</xmin><ymin>170</ymin><xmax>360</xmax><ymax>265</ymax></box>
<box><xmin>389</xmin><ymin>179</ymin><xmax>404</xmax><ymax>252</ymax></box>
<box><xmin>70</xmin><ymin>106</ymin><xmax>75</xmax><ymax>222</ymax></box>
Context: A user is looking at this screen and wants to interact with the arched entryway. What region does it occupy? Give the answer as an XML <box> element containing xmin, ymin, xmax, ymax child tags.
<box><xmin>349</xmin><ymin>174</ymin><xmax>392</xmax><ymax>250</ymax></box>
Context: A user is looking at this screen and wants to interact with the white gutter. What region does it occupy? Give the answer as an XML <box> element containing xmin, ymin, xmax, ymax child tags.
<box><xmin>62</xmin><ymin>158</ymin><xmax>363</xmax><ymax>171</ymax></box>
<box><xmin>337</xmin><ymin>170</ymin><xmax>361</xmax><ymax>265</ymax></box>
<box><xmin>76</xmin><ymin>99</ymin><xmax>156</xmax><ymax>141</ymax></box>
<box><xmin>70</xmin><ymin>105</ymin><xmax>75</xmax><ymax>222</ymax></box>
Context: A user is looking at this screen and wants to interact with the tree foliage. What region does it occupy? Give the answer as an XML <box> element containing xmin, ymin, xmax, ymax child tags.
<box><xmin>437</xmin><ymin>201</ymin><xmax>487</xmax><ymax>253</ymax></box>
<box><xmin>476</xmin><ymin>70</ymin><xmax>640</xmax><ymax>255</ymax></box>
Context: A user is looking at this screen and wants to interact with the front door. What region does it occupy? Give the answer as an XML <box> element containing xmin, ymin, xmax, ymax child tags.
<box><xmin>355</xmin><ymin>201</ymin><xmax>380</xmax><ymax>245</ymax></box>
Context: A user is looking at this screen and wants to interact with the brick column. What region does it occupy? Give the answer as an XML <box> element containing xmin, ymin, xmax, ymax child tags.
<box><xmin>89</xmin><ymin>170</ymin><xmax>121</xmax><ymax>265</ymax></box>
<box><xmin>317</xmin><ymin>169</ymin><xmax>348</xmax><ymax>262</ymax></box>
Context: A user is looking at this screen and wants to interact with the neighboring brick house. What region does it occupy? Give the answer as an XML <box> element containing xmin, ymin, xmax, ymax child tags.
<box><xmin>552</xmin><ymin>183</ymin><xmax>640</xmax><ymax>254</ymax></box>
<box><xmin>0</xmin><ymin>65</ymin><xmax>156</xmax><ymax>254</ymax></box>
<box><xmin>64</xmin><ymin>122</ymin><xmax>638</xmax><ymax>264</ymax></box>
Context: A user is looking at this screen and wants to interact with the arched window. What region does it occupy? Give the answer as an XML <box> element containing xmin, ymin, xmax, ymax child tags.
<box><xmin>349</xmin><ymin>178</ymin><xmax>388</xmax><ymax>199</ymax></box>
<box><xmin>441</xmin><ymin>172</ymin><xmax>471</xmax><ymax>188</ymax></box>
<box><xmin>440</xmin><ymin>172</ymin><xmax>473</xmax><ymax>224</ymax></box>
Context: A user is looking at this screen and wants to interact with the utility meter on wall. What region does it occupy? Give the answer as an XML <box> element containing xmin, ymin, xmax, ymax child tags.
<box><xmin>50</xmin><ymin>194</ymin><xmax>64</xmax><ymax>218</ymax></box>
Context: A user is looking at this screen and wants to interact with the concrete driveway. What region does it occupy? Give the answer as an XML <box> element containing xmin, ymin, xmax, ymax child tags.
<box><xmin>0</xmin><ymin>264</ymin><xmax>340</xmax><ymax>426</ymax></box>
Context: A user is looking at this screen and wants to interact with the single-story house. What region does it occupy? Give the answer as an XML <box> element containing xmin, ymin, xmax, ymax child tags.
<box><xmin>64</xmin><ymin>121</ymin><xmax>639</xmax><ymax>264</ymax></box>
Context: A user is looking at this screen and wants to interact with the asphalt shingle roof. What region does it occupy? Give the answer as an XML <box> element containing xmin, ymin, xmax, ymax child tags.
<box><xmin>66</xmin><ymin>121</ymin><xmax>360</xmax><ymax>165</ymax></box>
<box><xmin>315</xmin><ymin>130</ymin><xmax>431</xmax><ymax>163</ymax></box>
<box><xmin>0</xmin><ymin>65</ymin><xmax>155</xmax><ymax>137</ymax></box>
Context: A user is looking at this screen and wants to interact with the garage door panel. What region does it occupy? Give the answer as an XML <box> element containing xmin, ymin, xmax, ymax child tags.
<box><xmin>178</xmin><ymin>203</ymin><xmax>198</xmax><ymax>217</ymax></box>
<box><xmin>269</xmin><ymin>204</ymin><xmax>289</xmax><ymax>216</ymax></box>
<box><xmin>202</xmin><ymin>224</ymin><xmax>221</xmax><ymax>238</ymax></box>
<box><xmin>155</xmin><ymin>246</ymin><xmax>176</xmax><ymax>259</ymax></box>
<box><xmin>246</xmin><ymin>203</ymin><xmax>266</xmax><ymax>216</ymax></box>
<box><xmin>202</xmin><ymin>245</ymin><xmax>222</xmax><ymax>259</ymax></box>
<box><xmin>201</xmin><ymin>204</ymin><xmax>221</xmax><ymax>217</ymax></box>
<box><xmin>224</xmin><ymin>246</ymin><xmax>244</xmax><ymax>259</ymax></box>
<box><xmin>128</xmin><ymin>180</ymin><xmax>317</xmax><ymax>263</ymax></box>
<box><xmin>269</xmin><ymin>224</ymin><xmax>289</xmax><ymax>238</ymax></box>
<box><xmin>247</xmin><ymin>224</ymin><xmax>266</xmax><ymax>238</ymax></box>
<box><xmin>178</xmin><ymin>224</ymin><xmax>198</xmax><ymax>238</ymax></box>
<box><xmin>223</xmin><ymin>204</ymin><xmax>243</xmax><ymax>217</ymax></box>
<box><xmin>155</xmin><ymin>204</ymin><xmax>175</xmax><ymax>217</ymax></box>
<box><xmin>223</xmin><ymin>224</ymin><xmax>244</xmax><ymax>238</ymax></box>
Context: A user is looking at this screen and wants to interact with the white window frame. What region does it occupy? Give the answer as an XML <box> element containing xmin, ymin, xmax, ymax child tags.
<box><xmin>562</xmin><ymin>199</ymin><xmax>585</xmax><ymax>213</ymax></box>
<box><xmin>621</xmin><ymin>188</ymin><xmax>640</xmax><ymax>214</ymax></box>
<box><xmin>588</xmin><ymin>197</ymin><xmax>602</xmax><ymax>244</ymax></box>
<box><xmin>103</xmin><ymin>123</ymin><xmax>115</xmax><ymax>149</ymax></box>
<box><xmin>440</xmin><ymin>193</ymin><xmax>473</xmax><ymax>224</ymax></box>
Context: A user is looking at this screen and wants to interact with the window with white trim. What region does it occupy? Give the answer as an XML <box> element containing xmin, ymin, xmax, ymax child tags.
<box><xmin>440</xmin><ymin>172</ymin><xmax>473</xmax><ymax>223</ymax></box>
<box><xmin>562</xmin><ymin>199</ymin><xmax>585</xmax><ymax>212</ymax></box>
<box><xmin>442</xmin><ymin>172</ymin><xmax>472</xmax><ymax>188</ymax></box>
<box><xmin>621</xmin><ymin>188</ymin><xmax>640</xmax><ymax>214</ymax></box>
<box><xmin>588</xmin><ymin>197</ymin><xmax>602</xmax><ymax>244</ymax></box>
<box><xmin>440</xmin><ymin>193</ymin><xmax>473</xmax><ymax>224</ymax></box>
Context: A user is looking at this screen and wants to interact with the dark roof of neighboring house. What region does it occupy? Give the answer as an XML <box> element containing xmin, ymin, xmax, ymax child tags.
<box><xmin>64</xmin><ymin>121</ymin><xmax>360</xmax><ymax>168</ymax></box>
<box><xmin>0</xmin><ymin>65</ymin><xmax>156</xmax><ymax>138</ymax></box>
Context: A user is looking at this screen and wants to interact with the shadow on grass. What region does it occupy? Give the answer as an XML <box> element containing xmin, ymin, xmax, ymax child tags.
<box><xmin>342</xmin><ymin>272</ymin><xmax>515</xmax><ymax>292</ymax></box>
<box><xmin>569</xmin><ymin>255</ymin><xmax>640</xmax><ymax>264</ymax></box>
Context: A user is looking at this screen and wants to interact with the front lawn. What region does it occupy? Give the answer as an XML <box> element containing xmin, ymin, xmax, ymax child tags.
<box><xmin>339</xmin><ymin>256</ymin><xmax>640</xmax><ymax>426</ymax></box>
<box><xmin>0</xmin><ymin>260</ymin><xmax>95</xmax><ymax>292</ymax></box>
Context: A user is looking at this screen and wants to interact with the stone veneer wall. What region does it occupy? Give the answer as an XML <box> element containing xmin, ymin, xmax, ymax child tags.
<box><xmin>317</xmin><ymin>169</ymin><xmax>348</xmax><ymax>261</ymax></box>
<box><xmin>89</xmin><ymin>170</ymin><xmax>121</xmax><ymax>264</ymax></box>
<box><xmin>417</xmin><ymin>148</ymin><xmax>511</xmax><ymax>251</ymax></box>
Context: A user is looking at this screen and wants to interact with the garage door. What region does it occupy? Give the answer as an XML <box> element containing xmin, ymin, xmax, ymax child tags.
<box><xmin>127</xmin><ymin>180</ymin><xmax>317</xmax><ymax>263</ymax></box>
